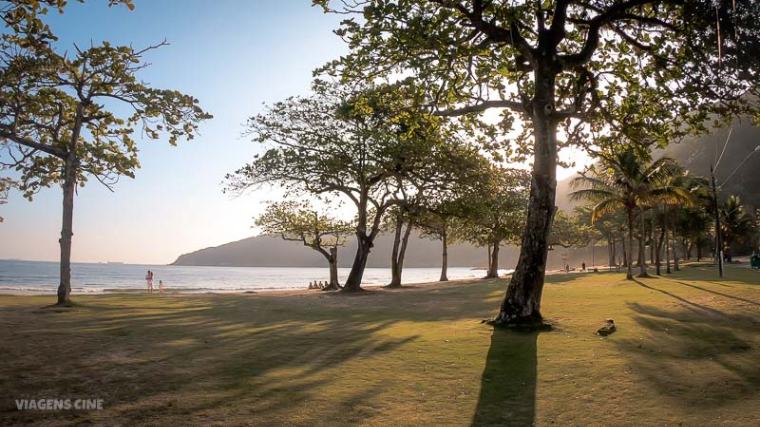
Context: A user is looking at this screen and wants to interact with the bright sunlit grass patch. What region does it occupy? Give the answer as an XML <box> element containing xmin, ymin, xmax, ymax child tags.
<box><xmin>1</xmin><ymin>264</ymin><xmax>759</xmax><ymax>425</ymax></box>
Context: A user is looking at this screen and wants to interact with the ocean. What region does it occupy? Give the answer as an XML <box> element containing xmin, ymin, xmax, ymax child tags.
<box><xmin>0</xmin><ymin>260</ymin><xmax>511</xmax><ymax>294</ymax></box>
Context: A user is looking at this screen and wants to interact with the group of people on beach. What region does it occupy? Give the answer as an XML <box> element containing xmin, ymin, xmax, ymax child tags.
<box><xmin>145</xmin><ymin>270</ymin><xmax>164</xmax><ymax>294</ymax></box>
<box><xmin>563</xmin><ymin>262</ymin><xmax>589</xmax><ymax>273</ymax></box>
<box><xmin>308</xmin><ymin>281</ymin><xmax>328</xmax><ymax>290</ymax></box>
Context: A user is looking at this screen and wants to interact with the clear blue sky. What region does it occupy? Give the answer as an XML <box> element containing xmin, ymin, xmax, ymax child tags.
<box><xmin>1</xmin><ymin>0</ymin><xmax>346</xmax><ymax>264</ymax></box>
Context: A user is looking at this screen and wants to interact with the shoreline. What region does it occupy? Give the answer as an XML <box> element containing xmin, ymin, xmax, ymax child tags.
<box><xmin>0</xmin><ymin>276</ymin><xmax>491</xmax><ymax>297</ymax></box>
<box><xmin>0</xmin><ymin>266</ymin><xmax>620</xmax><ymax>297</ymax></box>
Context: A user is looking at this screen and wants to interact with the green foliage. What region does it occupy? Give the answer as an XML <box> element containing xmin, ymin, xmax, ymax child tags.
<box><xmin>0</xmin><ymin>175</ymin><xmax>12</xmax><ymax>222</ymax></box>
<box><xmin>549</xmin><ymin>209</ymin><xmax>596</xmax><ymax>249</ymax></box>
<box><xmin>720</xmin><ymin>194</ymin><xmax>755</xmax><ymax>250</ymax></box>
<box><xmin>416</xmin><ymin>198</ymin><xmax>466</xmax><ymax>244</ymax></box>
<box><xmin>0</xmin><ymin>40</ymin><xmax>212</xmax><ymax>198</ymax></box>
<box><xmin>570</xmin><ymin>149</ymin><xmax>692</xmax><ymax>222</ymax></box>
<box><xmin>454</xmin><ymin>164</ymin><xmax>530</xmax><ymax>248</ymax></box>
<box><xmin>255</xmin><ymin>200</ymin><xmax>352</xmax><ymax>253</ymax></box>
<box><xmin>315</xmin><ymin>0</ymin><xmax>760</xmax><ymax>155</ymax></box>
<box><xmin>1</xmin><ymin>1</ymin><xmax>133</xmax><ymax>48</ymax></box>
<box><xmin>228</xmin><ymin>80</ymin><xmax>482</xmax><ymax>246</ymax></box>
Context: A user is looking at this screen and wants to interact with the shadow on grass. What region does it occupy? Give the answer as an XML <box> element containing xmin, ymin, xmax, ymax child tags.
<box><xmin>544</xmin><ymin>269</ymin><xmax>623</xmax><ymax>285</ymax></box>
<box><xmin>1</xmin><ymin>294</ymin><xmax>426</xmax><ymax>424</ymax></box>
<box><xmin>472</xmin><ymin>329</ymin><xmax>538</xmax><ymax>426</ymax></box>
<box><xmin>671</xmin><ymin>280</ymin><xmax>760</xmax><ymax>307</ymax></box>
<box><xmin>631</xmin><ymin>279</ymin><xmax>760</xmax><ymax>324</ymax></box>
<box><xmin>616</xmin><ymin>300</ymin><xmax>760</xmax><ymax>408</ymax></box>
<box><xmin>2</xmin><ymin>284</ymin><xmax>506</xmax><ymax>425</ymax></box>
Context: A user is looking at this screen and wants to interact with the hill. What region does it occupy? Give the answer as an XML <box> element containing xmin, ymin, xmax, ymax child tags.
<box><xmin>556</xmin><ymin>119</ymin><xmax>760</xmax><ymax>212</ymax></box>
<box><xmin>172</xmin><ymin>232</ymin><xmax>518</xmax><ymax>269</ymax></box>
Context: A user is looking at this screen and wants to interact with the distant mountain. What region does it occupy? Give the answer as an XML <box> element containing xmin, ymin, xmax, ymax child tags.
<box><xmin>172</xmin><ymin>231</ymin><xmax>604</xmax><ymax>271</ymax></box>
<box><xmin>173</xmin><ymin>232</ymin><xmax>518</xmax><ymax>269</ymax></box>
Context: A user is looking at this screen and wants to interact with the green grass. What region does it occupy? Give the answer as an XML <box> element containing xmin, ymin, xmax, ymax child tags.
<box><xmin>1</xmin><ymin>263</ymin><xmax>759</xmax><ymax>426</ymax></box>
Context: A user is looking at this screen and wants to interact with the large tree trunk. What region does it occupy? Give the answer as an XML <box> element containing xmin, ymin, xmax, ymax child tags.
<box><xmin>672</xmin><ymin>230</ymin><xmax>680</xmax><ymax>272</ymax></box>
<box><xmin>625</xmin><ymin>209</ymin><xmax>634</xmax><ymax>280</ymax></box>
<box><xmin>439</xmin><ymin>229</ymin><xmax>449</xmax><ymax>282</ymax></box>
<box><xmin>665</xmin><ymin>218</ymin><xmax>672</xmax><ymax>274</ymax></box>
<box><xmin>388</xmin><ymin>212</ymin><xmax>404</xmax><ymax>288</ymax></box>
<box><xmin>655</xmin><ymin>226</ymin><xmax>665</xmax><ymax>276</ymax></box>
<box><xmin>57</xmin><ymin>108</ymin><xmax>84</xmax><ymax>306</ymax></box>
<box><xmin>638</xmin><ymin>212</ymin><xmax>649</xmax><ymax>277</ymax></box>
<box><xmin>57</xmin><ymin>156</ymin><xmax>77</xmax><ymax>306</ymax></box>
<box><xmin>388</xmin><ymin>217</ymin><xmax>413</xmax><ymax>288</ymax></box>
<box><xmin>321</xmin><ymin>247</ymin><xmax>341</xmax><ymax>291</ymax></box>
<box><xmin>607</xmin><ymin>235</ymin><xmax>614</xmax><ymax>270</ymax></box>
<box><xmin>343</xmin><ymin>234</ymin><xmax>372</xmax><ymax>292</ymax></box>
<box><xmin>491</xmin><ymin>65</ymin><xmax>557</xmax><ymax>326</ymax></box>
<box><xmin>485</xmin><ymin>242</ymin><xmax>500</xmax><ymax>279</ymax></box>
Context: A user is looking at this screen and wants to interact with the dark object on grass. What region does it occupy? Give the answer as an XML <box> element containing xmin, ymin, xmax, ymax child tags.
<box><xmin>597</xmin><ymin>319</ymin><xmax>616</xmax><ymax>336</ymax></box>
<box><xmin>751</xmin><ymin>254</ymin><xmax>760</xmax><ymax>269</ymax></box>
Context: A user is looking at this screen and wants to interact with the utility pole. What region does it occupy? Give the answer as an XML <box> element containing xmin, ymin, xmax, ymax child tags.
<box><xmin>710</xmin><ymin>164</ymin><xmax>724</xmax><ymax>278</ymax></box>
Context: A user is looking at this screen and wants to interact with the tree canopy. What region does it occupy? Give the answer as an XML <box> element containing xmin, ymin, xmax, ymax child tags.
<box><xmin>229</xmin><ymin>81</ymin><xmax>480</xmax><ymax>290</ymax></box>
<box><xmin>315</xmin><ymin>0</ymin><xmax>760</xmax><ymax>325</ymax></box>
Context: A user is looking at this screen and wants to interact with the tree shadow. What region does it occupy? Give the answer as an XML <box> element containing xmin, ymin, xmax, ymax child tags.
<box><xmin>616</xmin><ymin>300</ymin><xmax>760</xmax><ymax>408</ymax></box>
<box><xmin>471</xmin><ymin>329</ymin><xmax>539</xmax><ymax>426</ymax></box>
<box><xmin>671</xmin><ymin>280</ymin><xmax>760</xmax><ymax>307</ymax></box>
<box><xmin>631</xmin><ymin>279</ymin><xmax>760</xmax><ymax>324</ymax></box>
<box><xmin>1</xmin><ymin>294</ymin><xmax>427</xmax><ymax>425</ymax></box>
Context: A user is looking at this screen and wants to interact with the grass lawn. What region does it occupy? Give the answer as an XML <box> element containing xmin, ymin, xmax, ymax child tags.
<box><xmin>1</xmin><ymin>263</ymin><xmax>759</xmax><ymax>426</ymax></box>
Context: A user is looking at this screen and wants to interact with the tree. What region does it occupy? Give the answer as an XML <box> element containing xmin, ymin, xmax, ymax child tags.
<box><xmin>458</xmin><ymin>165</ymin><xmax>530</xmax><ymax>279</ymax></box>
<box><xmin>382</xmin><ymin>204</ymin><xmax>417</xmax><ymax>288</ymax></box>
<box><xmin>719</xmin><ymin>195</ymin><xmax>755</xmax><ymax>262</ymax></box>
<box><xmin>255</xmin><ymin>200</ymin><xmax>352</xmax><ymax>290</ymax></box>
<box><xmin>549</xmin><ymin>209</ymin><xmax>595</xmax><ymax>250</ymax></box>
<box><xmin>571</xmin><ymin>149</ymin><xmax>690</xmax><ymax>279</ymax></box>
<box><xmin>416</xmin><ymin>199</ymin><xmax>466</xmax><ymax>282</ymax></box>
<box><xmin>1</xmin><ymin>1</ymin><xmax>133</xmax><ymax>48</ymax></box>
<box><xmin>666</xmin><ymin>173</ymin><xmax>710</xmax><ymax>269</ymax></box>
<box><xmin>315</xmin><ymin>0</ymin><xmax>760</xmax><ymax>325</ymax></box>
<box><xmin>228</xmin><ymin>82</ymin><xmax>453</xmax><ymax>291</ymax></box>
<box><xmin>0</xmin><ymin>175</ymin><xmax>11</xmax><ymax>222</ymax></box>
<box><xmin>383</xmin><ymin>133</ymin><xmax>486</xmax><ymax>288</ymax></box>
<box><xmin>574</xmin><ymin>205</ymin><xmax>622</xmax><ymax>269</ymax></box>
<box><xmin>1</xmin><ymin>41</ymin><xmax>211</xmax><ymax>305</ymax></box>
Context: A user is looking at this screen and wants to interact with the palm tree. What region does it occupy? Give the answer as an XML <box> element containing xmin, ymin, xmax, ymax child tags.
<box><xmin>655</xmin><ymin>172</ymin><xmax>707</xmax><ymax>273</ymax></box>
<box><xmin>720</xmin><ymin>195</ymin><xmax>755</xmax><ymax>262</ymax></box>
<box><xmin>571</xmin><ymin>149</ymin><xmax>691</xmax><ymax>280</ymax></box>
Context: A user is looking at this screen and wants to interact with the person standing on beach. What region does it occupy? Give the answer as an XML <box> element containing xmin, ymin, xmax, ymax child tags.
<box><xmin>158</xmin><ymin>280</ymin><xmax>164</xmax><ymax>294</ymax></box>
<box><xmin>146</xmin><ymin>270</ymin><xmax>154</xmax><ymax>293</ymax></box>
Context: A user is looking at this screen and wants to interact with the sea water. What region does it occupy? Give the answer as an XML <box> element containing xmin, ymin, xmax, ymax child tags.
<box><xmin>0</xmin><ymin>260</ymin><xmax>512</xmax><ymax>294</ymax></box>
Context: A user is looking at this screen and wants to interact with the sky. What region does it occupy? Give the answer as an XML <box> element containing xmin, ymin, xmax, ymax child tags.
<box><xmin>0</xmin><ymin>0</ymin><xmax>590</xmax><ymax>265</ymax></box>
